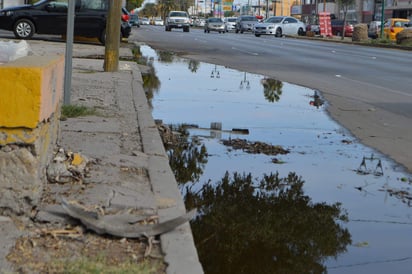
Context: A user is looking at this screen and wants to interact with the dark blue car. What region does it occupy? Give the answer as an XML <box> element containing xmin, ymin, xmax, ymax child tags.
<box><xmin>0</xmin><ymin>0</ymin><xmax>131</xmax><ymax>45</ymax></box>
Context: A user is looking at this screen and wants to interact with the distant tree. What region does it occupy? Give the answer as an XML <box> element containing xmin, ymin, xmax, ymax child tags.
<box><xmin>224</xmin><ymin>11</ymin><xmax>235</xmax><ymax>17</ymax></box>
<box><xmin>126</xmin><ymin>0</ymin><xmax>145</xmax><ymax>11</ymax></box>
<box><xmin>336</xmin><ymin>0</ymin><xmax>355</xmax><ymax>40</ymax></box>
<box><xmin>158</xmin><ymin>0</ymin><xmax>177</xmax><ymax>20</ymax></box>
<box><xmin>140</xmin><ymin>3</ymin><xmax>158</xmax><ymax>18</ymax></box>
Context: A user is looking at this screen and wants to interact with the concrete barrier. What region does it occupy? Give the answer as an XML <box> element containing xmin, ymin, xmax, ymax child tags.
<box><xmin>0</xmin><ymin>55</ymin><xmax>64</xmax><ymax>215</ymax></box>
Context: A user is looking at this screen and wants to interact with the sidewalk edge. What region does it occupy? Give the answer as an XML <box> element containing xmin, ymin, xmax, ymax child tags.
<box><xmin>130</xmin><ymin>62</ymin><xmax>204</xmax><ymax>274</ymax></box>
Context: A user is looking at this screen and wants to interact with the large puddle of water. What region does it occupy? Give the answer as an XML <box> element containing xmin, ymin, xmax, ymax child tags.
<box><xmin>139</xmin><ymin>45</ymin><xmax>412</xmax><ymax>273</ymax></box>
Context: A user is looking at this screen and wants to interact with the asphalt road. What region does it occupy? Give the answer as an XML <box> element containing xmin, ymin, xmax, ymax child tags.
<box><xmin>129</xmin><ymin>26</ymin><xmax>412</xmax><ymax>172</ymax></box>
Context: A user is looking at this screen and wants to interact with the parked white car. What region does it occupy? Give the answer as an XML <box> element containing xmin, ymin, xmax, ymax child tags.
<box><xmin>140</xmin><ymin>17</ymin><xmax>150</xmax><ymax>25</ymax></box>
<box><xmin>154</xmin><ymin>18</ymin><xmax>164</xmax><ymax>26</ymax></box>
<box><xmin>254</xmin><ymin>16</ymin><xmax>306</xmax><ymax>37</ymax></box>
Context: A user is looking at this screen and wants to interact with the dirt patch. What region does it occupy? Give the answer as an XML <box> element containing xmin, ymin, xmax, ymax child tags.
<box><xmin>6</xmin><ymin>157</ymin><xmax>166</xmax><ymax>273</ymax></box>
<box><xmin>7</xmin><ymin>228</ymin><xmax>165</xmax><ymax>273</ymax></box>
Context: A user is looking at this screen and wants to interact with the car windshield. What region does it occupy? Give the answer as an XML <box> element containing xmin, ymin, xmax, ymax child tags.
<box><xmin>228</xmin><ymin>18</ymin><xmax>236</xmax><ymax>22</ymax></box>
<box><xmin>241</xmin><ymin>16</ymin><xmax>257</xmax><ymax>22</ymax></box>
<box><xmin>209</xmin><ymin>18</ymin><xmax>222</xmax><ymax>23</ymax></box>
<box><xmin>32</xmin><ymin>0</ymin><xmax>48</xmax><ymax>6</ymax></box>
<box><xmin>393</xmin><ymin>20</ymin><xmax>410</xmax><ymax>27</ymax></box>
<box><xmin>265</xmin><ymin>17</ymin><xmax>284</xmax><ymax>23</ymax></box>
<box><xmin>170</xmin><ymin>12</ymin><xmax>187</xmax><ymax>17</ymax></box>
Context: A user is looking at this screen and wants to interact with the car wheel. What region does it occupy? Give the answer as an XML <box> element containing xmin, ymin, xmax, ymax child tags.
<box><xmin>99</xmin><ymin>29</ymin><xmax>106</xmax><ymax>45</ymax></box>
<box><xmin>204</xmin><ymin>29</ymin><xmax>207</xmax><ymax>33</ymax></box>
<box><xmin>183</xmin><ymin>26</ymin><xmax>189</xmax><ymax>32</ymax></box>
<box><xmin>298</xmin><ymin>27</ymin><xmax>304</xmax><ymax>36</ymax></box>
<box><xmin>255</xmin><ymin>34</ymin><xmax>260</xmax><ymax>37</ymax></box>
<box><xmin>240</xmin><ymin>30</ymin><xmax>244</xmax><ymax>33</ymax></box>
<box><xmin>235</xmin><ymin>29</ymin><xmax>239</xmax><ymax>33</ymax></box>
<box><xmin>13</xmin><ymin>19</ymin><xmax>35</xmax><ymax>39</ymax></box>
<box><xmin>275</xmin><ymin>28</ymin><xmax>282</xmax><ymax>37</ymax></box>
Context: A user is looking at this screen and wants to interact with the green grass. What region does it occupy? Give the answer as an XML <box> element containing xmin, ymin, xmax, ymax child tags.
<box><xmin>63</xmin><ymin>258</ymin><xmax>163</xmax><ymax>274</ymax></box>
<box><xmin>49</xmin><ymin>255</ymin><xmax>164</xmax><ymax>274</ymax></box>
<box><xmin>61</xmin><ymin>105</ymin><xmax>97</xmax><ymax>119</ymax></box>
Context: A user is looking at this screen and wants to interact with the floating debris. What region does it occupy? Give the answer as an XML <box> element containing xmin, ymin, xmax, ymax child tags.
<box><xmin>231</xmin><ymin>128</ymin><xmax>249</xmax><ymax>134</ymax></box>
<box><xmin>221</xmin><ymin>138</ymin><xmax>290</xmax><ymax>156</ymax></box>
<box><xmin>379</xmin><ymin>186</ymin><xmax>412</xmax><ymax>207</ymax></box>
<box><xmin>211</xmin><ymin>122</ymin><xmax>222</xmax><ymax>130</ymax></box>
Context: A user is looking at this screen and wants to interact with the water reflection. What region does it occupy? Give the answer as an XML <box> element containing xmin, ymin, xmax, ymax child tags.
<box><xmin>188</xmin><ymin>59</ymin><xmax>200</xmax><ymax>73</ymax></box>
<box><xmin>157</xmin><ymin>50</ymin><xmax>175</xmax><ymax>63</ymax></box>
<box><xmin>210</xmin><ymin>65</ymin><xmax>220</xmax><ymax>78</ymax></box>
<box><xmin>262</xmin><ymin>77</ymin><xmax>283</xmax><ymax>102</ymax></box>
<box><xmin>132</xmin><ymin>46</ymin><xmax>160</xmax><ymax>105</ymax></box>
<box><xmin>309</xmin><ymin>90</ymin><xmax>325</xmax><ymax>109</ymax></box>
<box><xmin>185</xmin><ymin>172</ymin><xmax>351</xmax><ymax>274</ymax></box>
<box><xmin>140</xmin><ymin>44</ymin><xmax>412</xmax><ymax>273</ymax></box>
<box><xmin>161</xmin><ymin>124</ymin><xmax>208</xmax><ymax>184</ymax></box>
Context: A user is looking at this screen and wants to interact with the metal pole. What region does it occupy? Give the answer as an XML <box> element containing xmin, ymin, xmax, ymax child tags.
<box><xmin>63</xmin><ymin>0</ymin><xmax>75</xmax><ymax>105</ymax></box>
<box><xmin>380</xmin><ymin>0</ymin><xmax>385</xmax><ymax>38</ymax></box>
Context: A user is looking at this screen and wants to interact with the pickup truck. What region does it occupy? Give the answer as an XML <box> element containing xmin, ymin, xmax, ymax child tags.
<box><xmin>165</xmin><ymin>11</ymin><xmax>190</xmax><ymax>32</ymax></box>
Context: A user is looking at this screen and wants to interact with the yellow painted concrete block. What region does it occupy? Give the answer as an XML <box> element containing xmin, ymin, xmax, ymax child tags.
<box><xmin>0</xmin><ymin>55</ymin><xmax>64</xmax><ymax>128</ymax></box>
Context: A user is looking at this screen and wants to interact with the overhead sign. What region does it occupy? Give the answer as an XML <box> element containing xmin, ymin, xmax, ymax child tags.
<box><xmin>291</xmin><ymin>5</ymin><xmax>302</xmax><ymax>15</ymax></box>
<box><xmin>223</xmin><ymin>1</ymin><xmax>233</xmax><ymax>11</ymax></box>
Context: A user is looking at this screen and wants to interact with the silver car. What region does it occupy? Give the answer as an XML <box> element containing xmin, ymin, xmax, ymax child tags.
<box><xmin>254</xmin><ymin>16</ymin><xmax>306</xmax><ymax>37</ymax></box>
<box><xmin>235</xmin><ymin>15</ymin><xmax>258</xmax><ymax>33</ymax></box>
<box><xmin>224</xmin><ymin>17</ymin><xmax>237</xmax><ymax>32</ymax></box>
<box><xmin>204</xmin><ymin>17</ymin><xmax>225</xmax><ymax>33</ymax></box>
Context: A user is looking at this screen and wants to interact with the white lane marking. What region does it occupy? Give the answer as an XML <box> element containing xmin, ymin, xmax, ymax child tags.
<box><xmin>330</xmin><ymin>49</ymin><xmax>379</xmax><ymax>60</ymax></box>
<box><xmin>335</xmin><ymin>75</ymin><xmax>412</xmax><ymax>97</ymax></box>
<box><xmin>194</xmin><ymin>37</ymin><xmax>208</xmax><ymax>43</ymax></box>
<box><xmin>231</xmin><ymin>46</ymin><xmax>259</xmax><ymax>56</ymax></box>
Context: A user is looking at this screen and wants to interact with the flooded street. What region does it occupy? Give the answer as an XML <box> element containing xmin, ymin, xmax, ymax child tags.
<box><xmin>139</xmin><ymin>45</ymin><xmax>412</xmax><ymax>273</ymax></box>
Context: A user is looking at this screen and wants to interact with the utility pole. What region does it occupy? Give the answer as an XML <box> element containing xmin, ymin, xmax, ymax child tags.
<box><xmin>104</xmin><ymin>0</ymin><xmax>121</xmax><ymax>72</ymax></box>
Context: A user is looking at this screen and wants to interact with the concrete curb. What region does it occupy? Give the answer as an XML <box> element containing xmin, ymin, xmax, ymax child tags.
<box><xmin>131</xmin><ymin>64</ymin><xmax>204</xmax><ymax>274</ymax></box>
